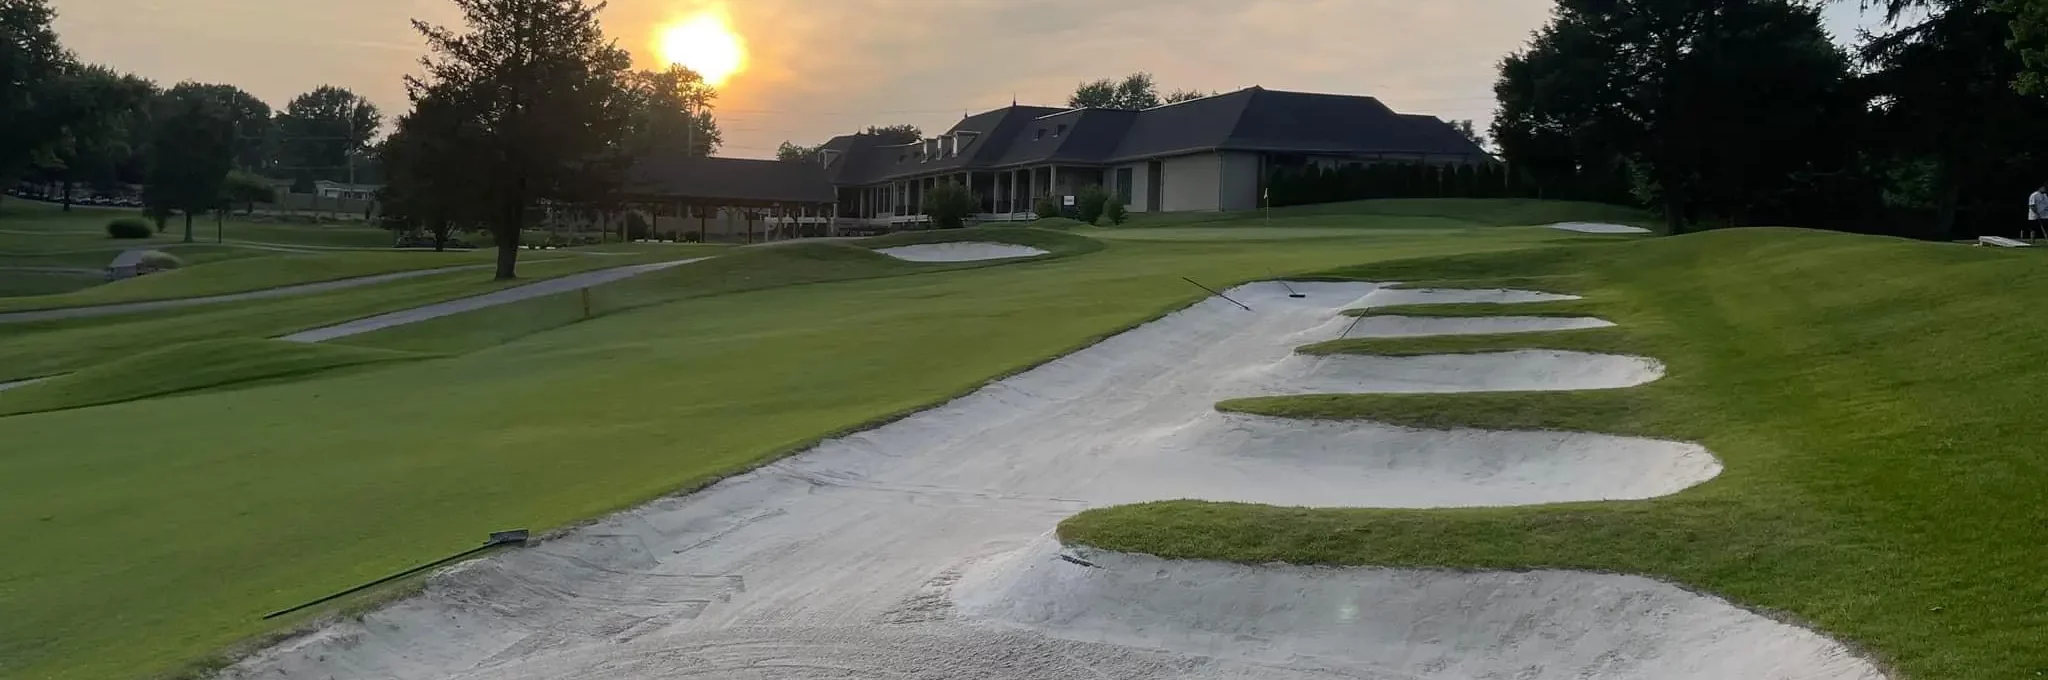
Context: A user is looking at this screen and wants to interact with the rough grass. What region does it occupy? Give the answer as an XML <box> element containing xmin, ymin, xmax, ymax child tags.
<box><xmin>0</xmin><ymin>251</ymin><xmax>497</xmax><ymax>313</ymax></box>
<box><xmin>0</xmin><ymin>213</ymin><xmax>1596</xmax><ymax>680</ymax></box>
<box><xmin>1341</xmin><ymin>299</ymin><xmax>1608</xmax><ymax>318</ymax></box>
<box><xmin>0</xmin><ymin>252</ymin><xmax>684</xmax><ymax>382</ymax></box>
<box><xmin>0</xmin><ymin>339</ymin><xmax>428</xmax><ymax>416</ymax></box>
<box><xmin>1063</xmin><ymin>227</ymin><xmax>2048</xmax><ymax>679</ymax></box>
<box><xmin>1113</xmin><ymin>197</ymin><xmax>1656</xmax><ymax>231</ymax></box>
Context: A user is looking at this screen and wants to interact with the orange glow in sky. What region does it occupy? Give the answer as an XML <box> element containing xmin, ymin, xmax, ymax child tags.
<box><xmin>656</xmin><ymin>6</ymin><xmax>748</xmax><ymax>87</ymax></box>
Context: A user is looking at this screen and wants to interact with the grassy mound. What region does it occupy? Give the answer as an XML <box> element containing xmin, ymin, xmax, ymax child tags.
<box><xmin>1109</xmin><ymin>198</ymin><xmax>1653</xmax><ymax>231</ymax></box>
<box><xmin>1061</xmin><ymin>227</ymin><xmax>2048</xmax><ymax>677</ymax></box>
<box><xmin>0</xmin><ymin>338</ymin><xmax>427</xmax><ymax>416</ymax></box>
<box><xmin>0</xmin><ymin>250</ymin><xmax>491</xmax><ymax>313</ymax></box>
<box><xmin>857</xmin><ymin>227</ymin><xmax>1103</xmax><ymax>257</ymax></box>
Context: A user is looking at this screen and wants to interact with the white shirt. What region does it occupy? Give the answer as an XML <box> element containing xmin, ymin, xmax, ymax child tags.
<box><xmin>2030</xmin><ymin>191</ymin><xmax>2048</xmax><ymax>220</ymax></box>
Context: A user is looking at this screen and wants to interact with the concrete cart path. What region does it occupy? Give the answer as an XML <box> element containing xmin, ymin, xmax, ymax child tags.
<box><xmin>280</xmin><ymin>258</ymin><xmax>710</xmax><ymax>343</ymax></box>
<box><xmin>0</xmin><ymin>264</ymin><xmax>492</xmax><ymax>325</ymax></box>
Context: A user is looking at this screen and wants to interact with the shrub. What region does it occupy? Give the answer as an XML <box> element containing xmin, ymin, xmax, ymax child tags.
<box><xmin>136</xmin><ymin>250</ymin><xmax>183</xmax><ymax>270</ymax></box>
<box><xmin>922</xmin><ymin>182</ymin><xmax>979</xmax><ymax>229</ymax></box>
<box><xmin>106</xmin><ymin>218</ymin><xmax>152</xmax><ymax>239</ymax></box>
<box><xmin>1104</xmin><ymin>199</ymin><xmax>1130</xmax><ymax>225</ymax></box>
<box><xmin>1034</xmin><ymin>195</ymin><xmax>1063</xmax><ymax>220</ymax></box>
<box><xmin>624</xmin><ymin>212</ymin><xmax>652</xmax><ymax>241</ymax></box>
<box><xmin>1077</xmin><ymin>185</ymin><xmax>1110</xmax><ymax>224</ymax></box>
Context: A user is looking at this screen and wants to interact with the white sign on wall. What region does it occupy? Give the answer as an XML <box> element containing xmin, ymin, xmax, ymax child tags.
<box><xmin>1063</xmin><ymin>195</ymin><xmax>1076</xmax><ymax>206</ymax></box>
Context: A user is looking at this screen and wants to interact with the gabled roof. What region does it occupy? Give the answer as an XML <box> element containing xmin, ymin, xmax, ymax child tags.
<box><xmin>623</xmin><ymin>155</ymin><xmax>836</xmax><ymax>205</ymax></box>
<box><xmin>821</xmin><ymin>87</ymin><xmax>1490</xmax><ymax>186</ymax></box>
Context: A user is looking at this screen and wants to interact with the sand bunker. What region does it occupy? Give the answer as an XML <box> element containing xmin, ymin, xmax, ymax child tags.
<box><xmin>1550</xmin><ymin>221</ymin><xmax>1653</xmax><ymax>234</ymax></box>
<box><xmin>225</xmin><ymin>281</ymin><xmax>1866</xmax><ymax>680</ymax></box>
<box><xmin>1345</xmin><ymin>314</ymin><xmax>1613</xmax><ymax>338</ymax></box>
<box><xmin>953</xmin><ymin>540</ymin><xmax>1885</xmax><ymax>680</ymax></box>
<box><xmin>1256</xmin><ymin>349</ymin><xmax>1663</xmax><ymax>394</ymax></box>
<box><xmin>1361</xmin><ymin>287</ymin><xmax>1581</xmax><ymax>306</ymax></box>
<box><xmin>874</xmin><ymin>242</ymin><xmax>1050</xmax><ymax>262</ymax></box>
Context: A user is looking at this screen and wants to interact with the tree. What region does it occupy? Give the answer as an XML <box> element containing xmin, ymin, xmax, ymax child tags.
<box><xmin>922</xmin><ymin>182</ymin><xmax>977</xmax><ymax>229</ymax></box>
<box><xmin>1449</xmin><ymin>119</ymin><xmax>1487</xmax><ymax>149</ymax></box>
<box><xmin>776</xmin><ymin>141</ymin><xmax>823</xmax><ymax>163</ymax></box>
<box><xmin>147</xmin><ymin>84</ymin><xmax>235</xmax><ymax>243</ymax></box>
<box><xmin>30</xmin><ymin>64</ymin><xmax>155</xmax><ymax>210</ymax></box>
<box><xmin>623</xmin><ymin>65</ymin><xmax>720</xmax><ymax>157</ymax></box>
<box><xmin>276</xmin><ymin>86</ymin><xmax>382</xmax><ymax>184</ymax></box>
<box><xmin>161</xmin><ymin>83</ymin><xmax>272</xmax><ymax>170</ymax></box>
<box><xmin>1069</xmin><ymin>72</ymin><xmax>1168</xmax><ymax>110</ymax></box>
<box><xmin>408</xmin><ymin>0</ymin><xmax>636</xmax><ymax>279</ymax></box>
<box><xmin>380</xmin><ymin>87</ymin><xmax>483</xmax><ymax>251</ymax></box>
<box><xmin>1164</xmin><ymin>88</ymin><xmax>1211</xmax><ymax>104</ymax></box>
<box><xmin>0</xmin><ymin>0</ymin><xmax>69</xmax><ymax>198</ymax></box>
<box><xmin>863</xmin><ymin>124</ymin><xmax>922</xmax><ymax>144</ymax></box>
<box><xmin>1493</xmin><ymin>0</ymin><xmax>1855</xmax><ymax>232</ymax></box>
<box><xmin>220</xmin><ymin>169</ymin><xmax>275</xmax><ymax>214</ymax></box>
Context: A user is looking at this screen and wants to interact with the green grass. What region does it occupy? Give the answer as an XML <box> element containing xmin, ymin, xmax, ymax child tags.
<box><xmin>0</xmin><ymin>251</ymin><xmax>500</xmax><ymax>313</ymax></box>
<box><xmin>0</xmin><ymin>339</ymin><xmax>428</xmax><ymax>416</ymax></box>
<box><xmin>0</xmin><ymin>252</ymin><xmax>686</xmax><ymax>382</ymax></box>
<box><xmin>0</xmin><ymin>211</ymin><xmax>1596</xmax><ymax>680</ymax></box>
<box><xmin>1063</xmin><ymin>227</ymin><xmax>2048</xmax><ymax>679</ymax></box>
<box><xmin>1116</xmin><ymin>197</ymin><xmax>1658</xmax><ymax>230</ymax></box>
<box><xmin>1340</xmin><ymin>299</ymin><xmax>1608</xmax><ymax>318</ymax></box>
<box><xmin>0</xmin><ymin>270</ymin><xmax>100</xmax><ymax>297</ymax></box>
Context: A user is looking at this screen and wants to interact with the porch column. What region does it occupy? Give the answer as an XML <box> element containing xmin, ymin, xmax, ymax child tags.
<box><xmin>1009</xmin><ymin>171</ymin><xmax>1019</xmax><ymax>213</ymax></box>
<box><xmin>1050</xmin><ymin>166</ymin><xmax>1060</xmax><ymax>200</ymax></box>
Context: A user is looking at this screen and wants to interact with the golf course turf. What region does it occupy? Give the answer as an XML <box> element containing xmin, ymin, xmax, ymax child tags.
<box><xmin>3</xmin><ymin>201</ymin><xmax>2033</xmax><ymax>678</ymax></box>
<box><xmin>1063</xmin><ymin>227</ymin><xmax>2048</xmax><ymax>678</ymax></box>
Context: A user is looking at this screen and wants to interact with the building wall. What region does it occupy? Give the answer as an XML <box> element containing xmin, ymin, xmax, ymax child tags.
<box><xmin>1114</xmin><ymin>162</ymin><xmax>1153</xmax><ymax>213</ymax></box>
<box><xmin>1160</xmin><ymin>153</ymin><xmax>1223</xmax><ymax>212</ymax></box>
<box><xmin>1218</xmin><ymin>152</ymin><xmax>1263</xmax><ymax>212</ymax></box>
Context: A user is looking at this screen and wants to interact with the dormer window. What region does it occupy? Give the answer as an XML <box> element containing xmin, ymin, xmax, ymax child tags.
<box><xmin>1054</xmin><ymin>124</ymin><xmax>1068</xmax><ymax>137</ymax></box>
<box><xmin>1034</xmin><ymin>129</ymin><xmax>1046</xmax><ymax>141</ymax></box>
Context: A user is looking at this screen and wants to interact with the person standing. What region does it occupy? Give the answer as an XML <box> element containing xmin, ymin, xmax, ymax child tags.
<box><xmin>2029</xmin><ymin>183</ymin><xmax>2048</xmax><ymax>239</ymax></box>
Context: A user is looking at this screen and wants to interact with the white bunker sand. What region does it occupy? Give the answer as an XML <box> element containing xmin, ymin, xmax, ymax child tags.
<box><xmin>875</xmin><ymin>241</ymin><xmax>1049</xmax><ymax>262</ymax></box>
<box><xmin>1551</xmin><ymin>221</ymin><xmax>1654</xmax><ymax>234</ymax></box>
<box><xmin>1346</xmin><ymin>314</ymin><xmax>1613</xmax><ymax>338</ymax></box>
<box><xmin>227</xmin><ymin>282</ymin><xmax>1870</xmax><ymax>680</ymax></box>
<box><xmin>955</xmin><ymin>540</ymin><xmax>1884</xmax><ymax>680</ymax></box>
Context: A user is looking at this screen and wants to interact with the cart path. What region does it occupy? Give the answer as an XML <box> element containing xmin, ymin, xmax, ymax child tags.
<box><xmin>279</xmin><ymin>258</ymin><xmax>710</xmax><ymax>343</ymax></box>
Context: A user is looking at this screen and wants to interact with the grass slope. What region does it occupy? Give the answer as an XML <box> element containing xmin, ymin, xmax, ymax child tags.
<box><xmin>0</xmin><ymin>251</ymin><xmax>498</xmax><ymax>313</ymax></box>
<box><xmin>1063</xmin><ymin>227</ymin><xmax>2048</xmax><ymax>679</ymax></box>
<box><xmin>0</xmin><ymin>220</ymin><xmax>1584</xmax><ymax>680</ymax></box>
<box><xmin>0</xmin><ymin>252</ymin><xmax>685</xmax><ymax>382</ymax></box>
<box><xmin>856</xmin><ymin>226</ymin><xmax>1104</xmax><ymax>256</ymax></box>
<box><xmin>0</xmin><ymin>339</ymin><xmax>427</xmax><ymax>416</ymax></box>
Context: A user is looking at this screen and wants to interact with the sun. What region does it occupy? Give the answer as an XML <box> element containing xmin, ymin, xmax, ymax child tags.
<box><xmin>657</xmin><ymin>8</ymin><xmax>747</xmax><ymax>88</ymax></box>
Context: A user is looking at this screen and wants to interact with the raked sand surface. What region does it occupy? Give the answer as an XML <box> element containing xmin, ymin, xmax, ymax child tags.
<box><xmin>225</xmin><ymin>282</ymin><xmax>1879</xmax><ymax>680</ymax></box>
<box><xmin>874</xmin><ymin>242</ymin><xmax>1051</xmax><ymax>262</ymax></box>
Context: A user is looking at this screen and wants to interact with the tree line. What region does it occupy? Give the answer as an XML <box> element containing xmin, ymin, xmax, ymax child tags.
<box><xmin>1499</xmin><ymin>0</ymin><xmax>2048</xmax><ymax>238</ymax></box>
<box><xmin>2</xmin><ymin>0</ymin><xmax>727</xmax><ymax>274</ymax></box>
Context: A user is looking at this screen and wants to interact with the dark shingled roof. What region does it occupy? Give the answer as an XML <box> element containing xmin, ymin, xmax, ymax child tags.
<box><xmin>776</xmin><ymin>87</ymin><xmax>1490</xmax><ymax>187</ymax></box>
<box><xmin>624</xmin><ymin>155</ymin><xmax>836</xmax><ymax>205</ymax></box>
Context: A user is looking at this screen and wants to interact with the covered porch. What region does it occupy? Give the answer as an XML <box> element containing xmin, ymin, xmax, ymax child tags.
<box><xmin>839</xmin><ymin>165</ymin><xmax>1109</xmax><ymax>228</ymax></box>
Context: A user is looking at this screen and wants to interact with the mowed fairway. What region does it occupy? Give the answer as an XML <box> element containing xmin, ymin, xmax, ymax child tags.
<box><xmin>0</xmin><ymin>208</ymin><xmax>1589</xmax><ymax>680</ymax></box>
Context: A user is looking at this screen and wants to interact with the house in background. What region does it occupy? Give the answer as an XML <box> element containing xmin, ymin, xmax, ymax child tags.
<box><xmin>816</xmin><ymin>86</ymin><xmax>1491</xmax><ymax>226</ymax></box>
<box><xmin>313</xmin><ymin>180</ymin><xmax>382</xmax><ymax>201</ymax></box>
<box><xmin>617</xmin><ymin>85</ymin><xmax>1491</xmax><ymax>237</ymax></box>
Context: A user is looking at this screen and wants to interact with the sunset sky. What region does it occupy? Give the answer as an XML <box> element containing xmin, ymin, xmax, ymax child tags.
<box><xmin>51</xmin><ymin>0</ymin><xmax>1891</xmax><ymax>159</ymax></box>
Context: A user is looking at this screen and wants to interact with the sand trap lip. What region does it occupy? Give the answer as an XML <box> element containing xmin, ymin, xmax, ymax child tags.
<box><xmin>223</xmin><ymin>282</ymin><xmax>1766</xmax><ymax>680</ymax></box>
<box><xmin>1362</xmin><ymin>287</ymin><xmax>1580</xmax><ymax>306</ymax></box>
<box><xmin>952</xmin><ymin>540</ymin><xmax>1885</xmax><ymax>680</ymax></box>
<box><xmin>1345</xmin><ymin>314</ymin><xmax>1613</xmax><ymax>338</ymax></box>
<box><xmin>873</xmin><ymin>242</ymin><xmax>1050</xmax><ymax>262</ymax></box>
<box><xmin>1253</xmin><ymin>349</ymin><xmax>1664</xmax><ymax>394</ymax></box>
<box><xmin>1550</xmin><ymin>221</ymin><xmax>1653</xmax><ymax>234</ymax></box>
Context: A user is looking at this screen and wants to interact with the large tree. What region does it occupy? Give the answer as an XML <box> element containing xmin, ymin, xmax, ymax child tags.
<box><xmin>147</xmin><ymin>83</ymin><xmax>236</xmax><ymax>243</ymax></box>
<box><xmin>776</xmin><ymin>141</ymin><xmax>823</xmax><ymax>163</ymax></box>
<box><xmin>863</xmin><ymin>124</ymin><xmax>921</xmax><ymax>144</ymax></box>
<box><xmin>622</xmin><ymin>65</ymin><xmax>720</xmax><ymax>157</ymax></box>
<box><xmin>1069</xmin><ymin>72</ymin><xmax>1165</xmax><ymax>110</ymax></box>
<box><xmin>30</xmin><ymin>64</ymin><xmax>155</xmax><ymax>210</ymax></box>
<box><xmin>1493</xmin><ymin>0</ymin><xmax>1855</xmax><ymax>232</ymax></box>
<box><xmin>407</xmin><ymin>0</ymin><xmax>635</xmax><ymax>279</ymax></box>
<box><xmin>380</xmin><ymin>88</ymin><xmax>482</xmax><ymax>251</ymax></box>
<box><xmin>0</xmin><ymin>0</ymin><xmax>69</xmax><ymax>196</ymax></box>
<box><xmin>162</xmin><ymin>83</ymin><xmax>272</xmax><ymax>170</ymax></box>
<box><xmin>275</xmin><ymin>85</ymin><xmax>383</xmax><ymax>184</ymax></box>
